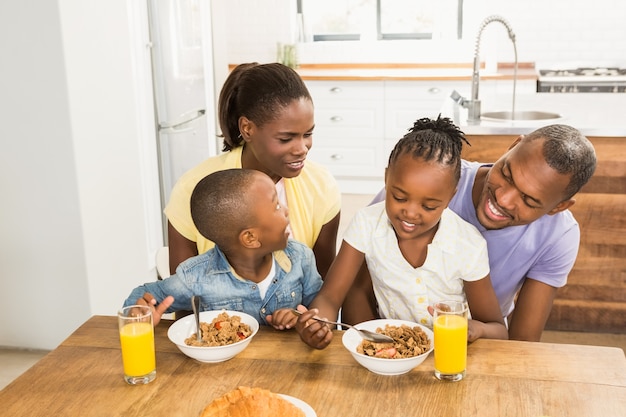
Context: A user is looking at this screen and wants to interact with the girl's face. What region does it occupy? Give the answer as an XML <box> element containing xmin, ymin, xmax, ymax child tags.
<box><xmin>240</xmin><ymin>97</ymin><xmax>314</xmax><ymax>182</ymax></box>
<box><xmin>384</xmin><ymin>153</ymin><xmax>457</xmax><ymax>242</ymax></box>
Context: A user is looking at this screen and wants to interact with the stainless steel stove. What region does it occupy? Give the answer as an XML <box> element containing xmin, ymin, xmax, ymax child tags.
<box><xmin>537</xmin><ymin>67</ymin><xmax>626</xmax><ymax>93</ymax></box>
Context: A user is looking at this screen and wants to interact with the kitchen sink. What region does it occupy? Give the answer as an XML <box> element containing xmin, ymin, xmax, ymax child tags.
<box><xmin>481</xmin><ymin>110</ymin><xmax>563</xmax><ymax>122</ymax></box>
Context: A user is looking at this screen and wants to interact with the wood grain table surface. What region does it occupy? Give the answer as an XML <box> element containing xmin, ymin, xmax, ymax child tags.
<box><xmin>1</xmin><ymin>315</ymin><xmax>624</xmax><ymax>417</ymax></box>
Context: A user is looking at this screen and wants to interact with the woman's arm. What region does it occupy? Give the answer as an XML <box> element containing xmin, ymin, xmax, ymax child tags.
<box><xmin>167</xmin><ymin>221</ymin><xmax>198</xmax><ymax>275</ymax></box>
<box><xmin>464</xmin><ymin>275</ymin><xmax>509</xmax><ymax>341</ymax></box>
<box><xmin>311</xmin><ymin>212</ymin><xmax>340</xmax><ymax>279</ymax></box>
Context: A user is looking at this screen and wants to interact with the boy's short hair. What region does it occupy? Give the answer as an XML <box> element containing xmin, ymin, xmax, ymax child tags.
<box><xmin>190</xmin><ymin>169</ymin><xmax>260</xmax><ymax>248</ymax></box>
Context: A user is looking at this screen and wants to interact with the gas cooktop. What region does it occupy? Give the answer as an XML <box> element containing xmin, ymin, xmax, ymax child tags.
<box><xmin>537</xmin><ymin>66</ymin><xmax>626</xmax><ymax>93</ymax></box>
<box><xmin>539</xmin><ymin>67</ymin><xmax>626</xmax><ymax>77</ymax></box>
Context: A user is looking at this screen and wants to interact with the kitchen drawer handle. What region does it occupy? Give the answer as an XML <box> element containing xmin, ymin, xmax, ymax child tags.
<box><xmin>330</xmin><ymin>116</ymin><xmax>343</xmax><ymax>122</ymax></box>
<box><xmin>330</xmin><ymin>154</ymin><xmax>344</xmax><ymax>160</ymax></box>
<box><xmin>329</xmin><ymin>87</ymin><xmax>343</xmax><ymax>93</ymax></box>
<box><xmin>428</xmin><ymin>87</ymin><xmax>441</xmax><ymax>94</ymax></box>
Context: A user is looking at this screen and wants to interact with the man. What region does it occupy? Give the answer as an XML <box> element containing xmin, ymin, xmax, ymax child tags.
<box><xmin>341</xmin><ymin>124</ymin><xmax>596</xmax><ymax>341</ymax></box>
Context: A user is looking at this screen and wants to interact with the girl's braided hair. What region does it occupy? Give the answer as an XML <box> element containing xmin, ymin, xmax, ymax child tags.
<box><xmin>387</xmin><ymin>115</ymin><xmax>470</xmax><ymax>181</ymax></box>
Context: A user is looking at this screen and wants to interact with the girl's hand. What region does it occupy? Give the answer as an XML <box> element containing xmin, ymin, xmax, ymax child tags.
<box><xmin>294</xmin><ymin>307</ymin><xmax>334</xmax><ymax>349</ymax></box>
<box><xmin>430</xmin><ymin>305</ymin><xmax>482</xmax><ymax>342</ymax></box>
<box><xmin>467</xmin><ymin>319</ymin><xmax>483</xmax><ymax>343</ymax></box>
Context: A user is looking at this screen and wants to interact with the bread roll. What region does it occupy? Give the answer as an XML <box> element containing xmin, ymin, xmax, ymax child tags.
<box><xmin>200</xmin><ymin>386</ymin><xmax>305</xmax><ymax>417</ymax></box>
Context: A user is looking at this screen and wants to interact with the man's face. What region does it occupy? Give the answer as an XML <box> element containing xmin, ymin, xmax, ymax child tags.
<box><xmin>475</xmin><ymin>138</ymin><xmax>573</xmax><ymax>230</ymax></box>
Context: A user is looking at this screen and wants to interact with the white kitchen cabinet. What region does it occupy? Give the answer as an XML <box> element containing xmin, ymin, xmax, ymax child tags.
<box><xmin>307</xmin><ymin>81</ymin><xmax>384</xmax><ymax>140</ymax></box>
<box><xmin>384</xmin><ymin>80</ymin><xmax>470</xmax><ymax>140</ymax></box>
<box><xmin>305</xmin><ymin>78</ymin><xmax>534</xmax><ymax>193</ymax></box>
<box><xmin>306</xmin><ymin>81</ymin><xmax>386</xmax><ymax>192</ymax></box>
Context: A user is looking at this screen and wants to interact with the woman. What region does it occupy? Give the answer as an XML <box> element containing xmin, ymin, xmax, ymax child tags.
<box><xmin>164</xmin><ymin>63</ymin><xmax>341</xmax><ymax>278</ymax></box>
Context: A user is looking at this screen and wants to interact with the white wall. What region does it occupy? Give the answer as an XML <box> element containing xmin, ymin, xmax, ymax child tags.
<box><xmin>0</xmin><ymin>0</ymin><xmax>162</xmax><ymax>350</ymax></box>
<box><xmin>223</xmin><ymin>0</ymin><xmax>626</xmax><ymax>67</ymax></box>
<box><xmin>58</xmin><ymin>0</ymin><xmax>163</xmax><ymax>318</ymax></box>
<box><xmin>0</xmin><ymin>0</ymin><xmax>90</xmax><ymax>350</ymax></box>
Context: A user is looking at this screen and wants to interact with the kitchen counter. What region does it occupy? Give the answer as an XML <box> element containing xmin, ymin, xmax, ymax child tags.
<box><xmin>441</xmin><ymin>92</ymin><xmax>626</xmax><ymax>137</ymax></box>
<box><xmin>295</xmin><ymin>62</ymin><xmax>537</xmax><ymax>81</ymax></box>
<box><xmin>286</xmin><ymin>63</ymin><xmax>626</xmax><ymax>137</ymax></box>
<box><xmin>228</xmin><ymin>63</ymin><xmax>536</xmax><ymax>82</ymax></box>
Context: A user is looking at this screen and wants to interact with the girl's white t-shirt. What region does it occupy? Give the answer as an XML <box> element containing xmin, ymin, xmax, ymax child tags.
<box><xmin>343</xmin><ymin>202</ymin><xmax>489</xmax><ymax>328</ymax></box>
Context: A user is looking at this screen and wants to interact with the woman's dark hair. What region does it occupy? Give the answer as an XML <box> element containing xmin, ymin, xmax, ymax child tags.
<box><xmin>218</xmin><ymin>62</ymin><xmax>312</xmax><ymax>151</ymax></box>
<box><xmin>388</xmin><ymin>115</ymin><xmax>470</xmax><ymax>181</ymax></box>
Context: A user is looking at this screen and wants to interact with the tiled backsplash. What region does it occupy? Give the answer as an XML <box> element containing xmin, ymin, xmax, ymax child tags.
<box><xmin>223</xmin><ymin>0</ymin><xmax>626</xmax><ymax>67</ymax></box>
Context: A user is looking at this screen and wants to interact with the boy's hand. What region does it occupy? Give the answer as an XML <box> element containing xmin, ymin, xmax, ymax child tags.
<box><xmin>265</xmin><ymin>307</ymin><xmax>299</xmax><ymax>330</ymax></box>
<box><xmin>294</xmin><ymin>307</ymin><xmax>334</xmax><ymax>350</ymax></box>
<box><xmin>136</xmin><ymin>293</ymin><xmax>174</xmax><ymax>326</ymax></box>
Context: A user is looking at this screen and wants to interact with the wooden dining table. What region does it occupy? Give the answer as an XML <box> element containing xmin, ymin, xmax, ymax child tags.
<box><xmin>1</xmin><ymin>315</ymin><xmax>625</xmax><ymax>417</ymax></box>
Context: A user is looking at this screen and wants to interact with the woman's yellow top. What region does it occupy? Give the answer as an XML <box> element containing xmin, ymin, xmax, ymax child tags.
<box><xmin>164</xmin><ymin>146</ymin><xmax>341</xmax><ymax>254</ymax></box>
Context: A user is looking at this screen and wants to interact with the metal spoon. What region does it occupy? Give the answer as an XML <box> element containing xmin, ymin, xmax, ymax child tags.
<box><xmin>291</xmin><ymin>309</ymin><xmax>394</xmax><ymax>344</ymax></box>
<box><xmin>191</xmin><ymin>295</ymin><xmax>201</xmax><ymax>342</ymax></box>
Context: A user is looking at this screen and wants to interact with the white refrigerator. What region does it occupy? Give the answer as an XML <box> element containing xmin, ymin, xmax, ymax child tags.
<box><xmin>147</xmin><ymin>0</ymin><xmax>220</xmax><ymax>236</ymax></box>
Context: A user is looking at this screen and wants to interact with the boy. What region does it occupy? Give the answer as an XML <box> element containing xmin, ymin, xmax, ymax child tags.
<box><xmin>124</xmin><ymin>169</ymin><xmax>322</xmax><ymax>328</ymax></box>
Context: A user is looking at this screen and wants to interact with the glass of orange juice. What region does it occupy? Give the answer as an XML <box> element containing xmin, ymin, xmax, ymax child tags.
<box><xmin>433</xmin><ymin>300</ymin><xmax>468</xmax><ymax>382</ymax></box>
<box><xmin>118</xmin><ymin>305</ymin><xmax>156</xmax><ymax>385</ymax></box>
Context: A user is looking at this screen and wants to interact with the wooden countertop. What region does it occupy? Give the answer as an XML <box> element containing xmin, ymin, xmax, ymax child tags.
<box><xmin>1</xmin><ymin>315</ymin><xmax>625</xmax><ymax>416</ymax></box>
<box><xmin>230</xmin><ymin>62</ymin><xmax>538</xmax><ymax>81</ymax></box>
<box><xmin>296</xmin><ymin>63</ymin><xmax>537</xmax><ymax>81</ymax></box>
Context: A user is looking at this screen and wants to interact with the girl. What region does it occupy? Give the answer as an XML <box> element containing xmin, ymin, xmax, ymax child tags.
<box><xmin>296</xmin><ymin>116</ymin><xmax>508</xmax><ymax>349</ymax></box>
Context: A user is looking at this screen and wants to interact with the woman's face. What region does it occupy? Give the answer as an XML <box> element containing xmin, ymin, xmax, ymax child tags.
<box><xmin>384</xmin><ymin>153</ymin><xmax>457</xmax><ymax>242</ymax></box>
<box><xmin>240</xmin><ymin>97</ymin><xmax>314</xmax><ymax>182</ymax></box>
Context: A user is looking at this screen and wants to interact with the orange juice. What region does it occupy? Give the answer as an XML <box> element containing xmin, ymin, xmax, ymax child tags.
<box><xmin>434</xmin><ymin>314</ymin><xmax>467</xmax><ymax>374</ymax></box>
<box><xmin>119</xmin><ymin>322</ymin><xmax>155</xmax><ymax>377</ymax></box>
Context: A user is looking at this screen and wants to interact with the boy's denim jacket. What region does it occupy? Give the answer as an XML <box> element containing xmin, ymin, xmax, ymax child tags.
<box><xmin>123</xmin><ymin>239</ymin><xmax>323</xmax><ymax>325</ymax></box>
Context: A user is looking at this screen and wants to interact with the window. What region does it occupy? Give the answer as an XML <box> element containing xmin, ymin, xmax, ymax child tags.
<box><xmin>297</xmin><ymin>0</ymin><xmax>463</xmax><ymax>41</ymax></box>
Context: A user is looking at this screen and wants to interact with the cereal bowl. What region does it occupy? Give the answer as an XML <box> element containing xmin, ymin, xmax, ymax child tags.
<box><xmin>167</xmin><ymin>310</ymin><xmax>259</xmax><ymax>363</ymax></box>
<box><xmin>341</xmin><ymin>319</ymin><xmax>433</xmax><ymax>375</ymax></box>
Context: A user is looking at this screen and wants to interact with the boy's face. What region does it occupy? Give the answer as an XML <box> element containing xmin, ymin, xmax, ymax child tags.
<box><xmin>251</xmin><ymin>174</ymin><xmax>290</xmax><ymax>250</ymax></box>
<box><xmin>476</xmin><ymin>137</ymin><xmax>573</xmax><ymax>230</ymax></box>
<box><xmin>384</xmin><ymin>153</ymin><xmax>457</xmax><ymax>242</ymax></box>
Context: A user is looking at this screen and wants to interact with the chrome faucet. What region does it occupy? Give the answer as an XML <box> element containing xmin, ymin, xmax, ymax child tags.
<box><xmin>453</xmin><ymin>15</ymin><xmax>518</xmax><ymax>123</ymax></box>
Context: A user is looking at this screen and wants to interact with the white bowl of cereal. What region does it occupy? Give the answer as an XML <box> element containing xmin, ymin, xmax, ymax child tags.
<box><xmin>341</xmin><ymin>319</ymin><xmax>433</xmax><ymax>375</ymax></box>
<box><xmin>167</xmin><ymin>310</ymin><xmax>259</xmax><ymax>363</ymax></box>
